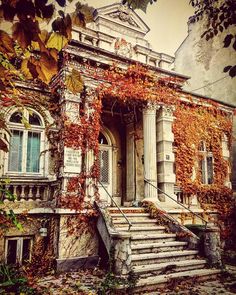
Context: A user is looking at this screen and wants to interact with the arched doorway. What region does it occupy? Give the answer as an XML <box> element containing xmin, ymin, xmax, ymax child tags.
<box><xmin>98</xmin><ymin>129</ymin><xmax>114</xmax><ymax>204</ymax></box>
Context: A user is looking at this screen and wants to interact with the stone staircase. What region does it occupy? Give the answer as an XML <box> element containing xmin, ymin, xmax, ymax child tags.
<box><xmin>107</xmin><ymin>206</ymin><xmax>221</xmax><ymax>292</ymax></box>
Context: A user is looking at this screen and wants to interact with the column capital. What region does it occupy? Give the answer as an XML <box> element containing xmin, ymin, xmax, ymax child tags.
<box><xmin>146</xmin><ymin>102</ymin><xmax>161</xmax><ymax>111</ymax></box>
<box><xmin>160</xmin><ymin>105</ymin><xmax>175</xmax><ymax>117</ymax></box>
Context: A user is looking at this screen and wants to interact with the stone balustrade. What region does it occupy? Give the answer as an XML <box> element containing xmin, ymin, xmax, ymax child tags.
<box><xmin>1</xmin><ymin>179</ymin><xmax>58</xmax><ymax>202</ymax></box>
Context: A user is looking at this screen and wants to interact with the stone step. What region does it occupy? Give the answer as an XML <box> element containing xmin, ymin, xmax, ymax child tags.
<box><xmin>135</xmin><ymin>268</ymin><xmax>221</xmax><ymax>292</ymax></box>
<box><xmin>131</xmin><ymin>241</ymin><xmax>188</xmax><ymax>254</ymax></box>
<box><xmin>131</xmin><ymin>233</ymin><xmax>176</xmax><ymax>244</ymax></box>
<box><xmin>108</xmin><ymin>207</ymin><xmax>145</xmax><ymax>212</ymax></box>
<box><xmin>110</xmin><ymin>213</ymin><xmax>150</xmax><ymax>218</ymax></box>
<box><xmin>114</xmin><ymin>226</ymin><xmax>166</xmax><ymax>233</ymax></box>
<box><xmin>132</xmin><ymin>259</ymin><xmax>206</xmax><ymax>277</ymax></box>
<box><xmin>131</xmin><ymin>250</ymin><xmax>198</xmax><ymax>265</ymax></box>
<box><xmin>112</xmin><ymin>216</ymin><xmax>157</xmax><ymax>225</ymax></box>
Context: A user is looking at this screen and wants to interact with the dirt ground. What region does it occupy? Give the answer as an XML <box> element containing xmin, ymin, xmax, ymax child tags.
<box><xmin>34</xmin><ymin>264</ymin><xmax>236</xmax><ymax>295</ymax></box>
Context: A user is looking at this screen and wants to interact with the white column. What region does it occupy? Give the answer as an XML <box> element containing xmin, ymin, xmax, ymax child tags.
<box><xmin>143</xmin><ymin>105</ymin><xmax>158</xmax><ymax>199</ymax></box>
<box><xmin>156</xmin><ymin>105</ymin><xmax>177</xmax><ymax>207</ymax></box>
<box><xmin>125</xmin><ymin>113</ymin><xmax>135</xmax><ymax>202</ymax></box>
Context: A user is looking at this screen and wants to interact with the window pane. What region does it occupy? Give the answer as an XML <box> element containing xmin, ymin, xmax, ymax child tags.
<box><xmin>8</xmin><ymin>130</ymin><xmax>23</xmax><ymax>171</ymax></box>
<box><xmin>9</xmin><ymin>112</ymin><xmax>22</xmax><ymax>123</ymax></box>
<box><xmin>200</xmin><ymin>159</ymin><xmax>206</xmax><ymax>184</ymax></box>
<box><xmin>98</xmin><ymin>132</ymin><xmax>108</xmax><ymax>145</ymax></box>
<box><xmin>29</xmin><ymin>113</ymin><xmax>41</xmax><ymax>126</ymax></box>
<box><xmin>7</xmin><ymin>239</ymin><xmax>17</xmax><ymax>264</ymax></box>
<box><xmin>27</xmin><ymin>132</ymin><xmax>41</xmax><ymax>172</ymax></box>
<box><xmin>207</xmin><ymin>156</ymin><xmax>213</xmax><ymax>184</ymax></box>
<box><xmin>22</xmin><ymin>239</ymin><xmax>31</xmax><ymax>264</ymax></box>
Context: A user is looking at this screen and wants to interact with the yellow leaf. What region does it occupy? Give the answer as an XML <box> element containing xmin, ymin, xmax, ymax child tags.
<box><xmin>0</xmin><ymin>30</ymin><xmax>15</xmax><ymax>56</ymax></box>
<box><xmin>49</xmin><ymin>48</ymin><xmax>58</xmax><ymax>61</ymax></box>
<box><xmin>31</xmin><ymin>41</ymin><xmax>40</xmax><ymax>51</ymax></box>
<box><xmin>46</xmin><ymin>32</ymin><xmax>68</xmax><ymax>51</ymax></box>
<box><xmin>36</xmin><ymin>53</ymin><xmax>58</xmax><ymax>84</ymax></box>
<box><xmin>66</xmin><ymin>69</ymin><xmax>84</xmax><ymax>94</ymax></box>
<box><xmin>21</xmin><ymin>59</ymin><xmax>33</xmax><ymax>80</ymax></box>
<box><xmin>39</xmin><ymin>30</ymin><xmax>49</xmax><ymax>43</ymax></box>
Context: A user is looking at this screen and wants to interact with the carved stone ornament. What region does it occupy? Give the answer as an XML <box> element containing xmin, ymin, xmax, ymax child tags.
<box><xmin>114</xmin><ymin>38</ymin><xmax>133</xmax><ymax>58</ymax></box>
<box><xmin>162</xmin><ymin>105</ymin><xmax>175</xmax><ymax>117</ymax></box>
<box><xmin>146</xmin><ymin>102</ymin><xmax>161</xmax><ymax>111</ymax></box>
<box><xmin>108</xmin><ymin>4</ymin><xmax>139</xmax><ymax>28</ymax></box>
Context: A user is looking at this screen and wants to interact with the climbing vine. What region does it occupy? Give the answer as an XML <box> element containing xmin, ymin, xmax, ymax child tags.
<box><xmin>1</xmin><ymin>57</ymin><xmax>235</xmax><ymax>274</ymax></box>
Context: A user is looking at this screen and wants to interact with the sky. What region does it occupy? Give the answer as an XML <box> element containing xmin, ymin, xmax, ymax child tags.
<box><xmin>81</xmin><ymin>0</ymin><xmax>194</xmax><ymax>56</ymax></box>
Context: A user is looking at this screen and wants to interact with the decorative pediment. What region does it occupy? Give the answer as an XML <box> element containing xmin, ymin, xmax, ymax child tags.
<box><xmin>94</xmin><ymin>3</ymin><xmax>150</xmax><ymax>36</ymax></box>
<box><xmin>107</xmin><ymin>6</ymin><xmax>140</xmax><ymax>28</ymax></box>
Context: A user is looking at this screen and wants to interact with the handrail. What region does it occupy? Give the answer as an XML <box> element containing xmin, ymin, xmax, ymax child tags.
<box><xmin>98</xmin><ymin>181</ymin><xmax>132</xmax><ymax>230</ymax></box>
<box><xmin>144</xmin><ymin>178</ymin><xmax>208</xmax><ymax>228</ymax></box>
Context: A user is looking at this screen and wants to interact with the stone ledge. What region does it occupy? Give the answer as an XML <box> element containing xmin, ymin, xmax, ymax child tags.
<box><xmin>56</xmin><ymin>255</ymin><xmax>99</xmax><ymax>272</ymax></box>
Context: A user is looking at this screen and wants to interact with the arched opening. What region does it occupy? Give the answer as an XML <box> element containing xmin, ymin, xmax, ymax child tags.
<box><xmin>98</xmin><ymin>128</ymin><xmax>117</xmax><ymax>204</ymax></box>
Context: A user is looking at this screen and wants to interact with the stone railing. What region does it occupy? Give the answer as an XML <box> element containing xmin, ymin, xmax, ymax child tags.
<box><xmin>174</xmin><ymin>185</ymin><xmax>193</xmax><ymax>207</ymax></box>
<box><xmin>95</xmin><ymin>201</ymin><xmax>132</xmax><ymax>276</ymax></box>
<box><xmin>1</xmin><ymin>179</ymin><xmax>59</xmax><ymax>202</ymax></box>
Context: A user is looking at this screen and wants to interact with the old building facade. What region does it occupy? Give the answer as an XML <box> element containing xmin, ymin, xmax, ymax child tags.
<box><xmin>0</xmin><ymin>2</ymin><xmax>234</xmax><ymax>284</ymax></box>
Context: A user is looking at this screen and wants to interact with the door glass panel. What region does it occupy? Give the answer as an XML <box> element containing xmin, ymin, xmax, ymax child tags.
<box><xmin>99</xmin><ymin>150</ymin><xmax>109</xmax><ymax>183</ymax></box>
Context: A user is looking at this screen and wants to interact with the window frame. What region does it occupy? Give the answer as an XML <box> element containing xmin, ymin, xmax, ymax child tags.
<box><xmin>5</xmin><ymin>236</ymin><xmax>33</xmax><ymax>265</ymax></box>
<box><xmin>5</xmin><ymin>109</ymin><xmax>45</xmax><ymax>176</ymax></box>
<box><xmin>198</xmin><ymin>141</ymin><xmax>214</xmax><ymax>185</ymax></box>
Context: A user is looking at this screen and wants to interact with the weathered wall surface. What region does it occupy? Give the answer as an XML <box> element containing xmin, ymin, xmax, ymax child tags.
<box><xmin>175</xmin><ymin>17</ymin><xmax>236</xmax><ymax>104</ymax></box>
<box><xmin>58</xmin><ymin>216</ymin><xmax>99</xmax><ymax>259</ymax></box>
<box><xmin>175</xmin><ymin>13</ymin><xmax>236</xmax><ymax>190</ymax></box>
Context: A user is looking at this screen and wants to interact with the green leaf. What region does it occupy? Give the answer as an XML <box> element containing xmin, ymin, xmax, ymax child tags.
<box><xmin>21</xmin><ymin>115</ymin><xmax>31</xmax><ymax>129</ymax></box>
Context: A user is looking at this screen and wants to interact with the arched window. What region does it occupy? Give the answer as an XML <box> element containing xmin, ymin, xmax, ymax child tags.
<box><xmin>8</xmin><ymin>109</ymin><xmax>44</xmax><ymax>174</ymax></box>
<box><xmin>98</xmin><ymin>132</ymin><xmax>108</xmax><ymax>145</ymax></box>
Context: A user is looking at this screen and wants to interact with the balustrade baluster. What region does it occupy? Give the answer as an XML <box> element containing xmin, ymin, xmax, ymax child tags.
<box><xmin>28</xmin><ymin>185</ymin><xmax>34</xmax><ymax>201</ymax></box>
<box><xmin>13</xmin><ymin>185</ymin><xmax>18</xmax><ymax>201</ymax></box>
<box><xmin>44</xmin><ymin>185</ymin><xmax>49</xmax><ymax>201</ymax></box>
<box><xmin>36</xmin><ymin>186</ymin><xmax>41</xmax><ymax>201</ymax></box>
<box><xmin>4</xmin><ymin>185</ymin><xmax>10</xmax><ymax>202</ymax></box>
<box><xmin>20</xmin><ymin>185</ymin><xmax>26</xmax><ymax>201</ymax></box>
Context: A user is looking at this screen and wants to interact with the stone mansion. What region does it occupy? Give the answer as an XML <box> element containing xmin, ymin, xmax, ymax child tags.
<box><xmin>0</xmin><ymin>2</ymin><xmax>235</xmax><ymax>288</ymax></box>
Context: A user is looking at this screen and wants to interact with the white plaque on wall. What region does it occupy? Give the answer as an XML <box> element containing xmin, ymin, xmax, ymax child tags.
<box><xmin>64</xmin><ymin>147</ymin><xmax>82</xmax><ymax>173</ymax></box>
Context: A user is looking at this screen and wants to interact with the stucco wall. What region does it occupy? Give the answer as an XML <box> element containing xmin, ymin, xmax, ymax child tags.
<box><xmin>174</xmin><ymin>11</ymin><xmax>236</xmax><ymax>190</ymax></box>
<box><xmin>175</xmin><ymin>16</ymin><xmax>236</xmax><ymax>105</ymax></box>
